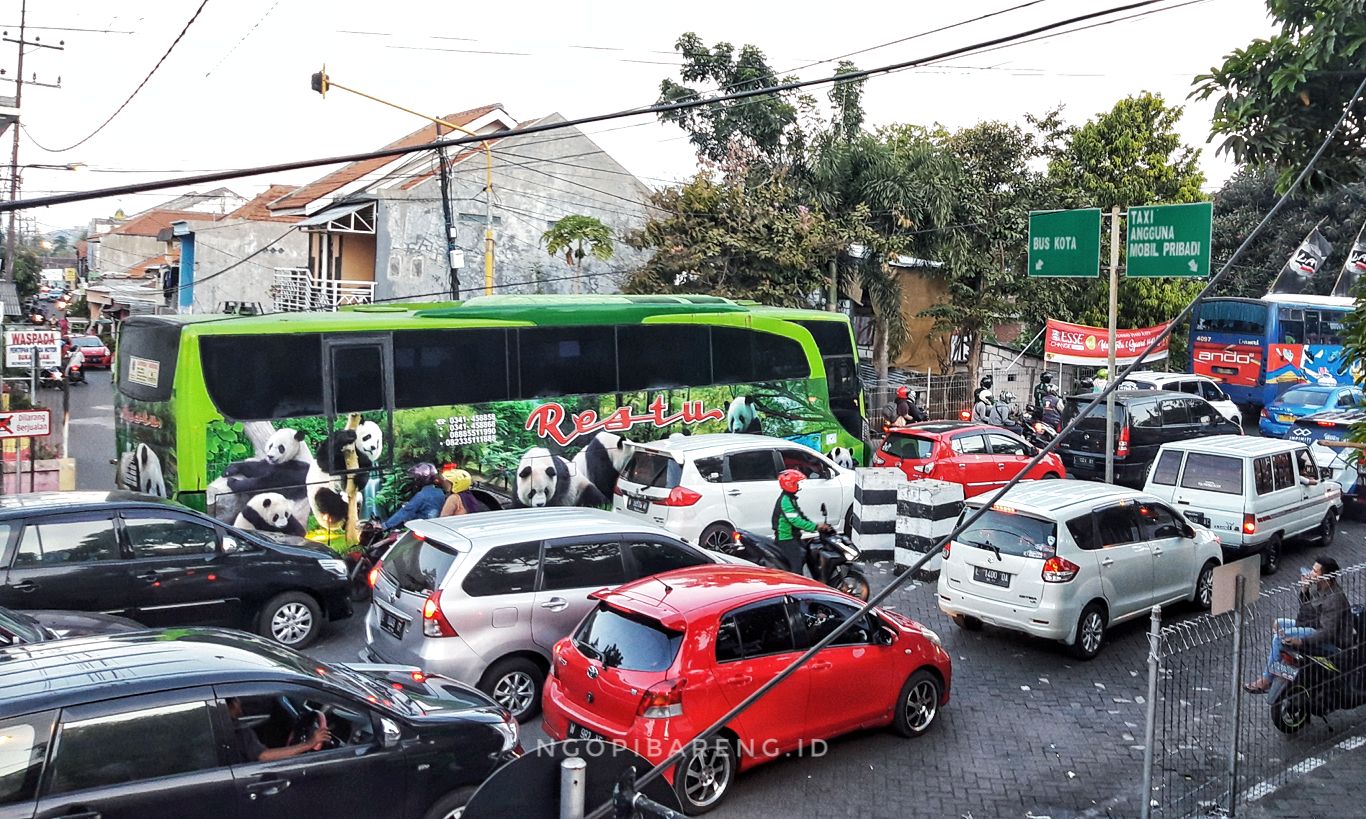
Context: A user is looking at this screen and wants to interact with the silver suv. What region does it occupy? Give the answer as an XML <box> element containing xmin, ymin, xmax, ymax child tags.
<box><xmin>363</xmin><ymin>507</ymin><xmax>744</xmax><ymax>721</ymax></box>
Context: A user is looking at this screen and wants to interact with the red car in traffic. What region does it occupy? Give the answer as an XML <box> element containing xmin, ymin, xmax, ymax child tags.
<box><xmin>542</xmin><ymin>565</ymin><xmax>951</xmax><ymax>815</ymax></box>
<box><xmin>873</xmin><ymin>421</ymin><xmax>1066</xmax><ymax>497</ymax></box>
<box><xmin>70</xmin><ymin>335</ymin><xmax>111</xmax><ymax>369</ymax></box>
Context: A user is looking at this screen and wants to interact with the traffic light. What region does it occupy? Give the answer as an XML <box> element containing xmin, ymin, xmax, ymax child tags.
<box><xmin>310</xmin><ymin>66</ymin><xmax>329</xmax><ymax>97</ymax></box>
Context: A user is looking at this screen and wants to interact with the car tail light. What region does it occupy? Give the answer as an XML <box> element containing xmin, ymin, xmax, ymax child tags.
<box><xmin>613</xmin><ymin>484</ymin><xmax>624</xmax><ymax>496</ymax></box>
<box><xmin>637</xmin><ymin>678</ymin><xmax>686</xmax><ymax>719</ymax></box>
<box><xmin>1260</xmin><ymin>407</ymin><xmax>1270</xmax><ymax>419</ymax></box>
<box><xmin>1116</xmin><ymin>425</ymin><xmax>1130</xmax><ymax>457</ymax></box>
<box><xmin>422</xmin><ymin>590</ymin><xmax>458</xmax><ymax>638</ymax></box>
<box><xmin>1317</xmin><ymin>421</ymin><xmax>1334</xmax><ymax>427</ymax></box>
<box><xmin>873</xmin><ymin>454</ymin><xmax>888</xmax><ymax>466</ymax></box>
<box><xmin>959</xmin><ymin>409</ymin><xmax>971</xmax><ymax>421</ymax></box>
<box><xmin>1243</xmin><ymin>513</ymin><xmax>1257</xmax><ymax>535</ymax></box>
<box><xmin>368</xmin><ymin>561</ymin><xmax>382</xmax><ymax>588</ymax></box>
<box><xmin>1042</xmin><ymin>556</ymin><xmax>1080</xmax><ymax>583</ymax></box>
<box><xmin>658</xmin><ymin>486</ymin><xmax>702</xmax><ymax>507</ymax></box>
<box><xmin>941</xmin><ymin>541</ymin><xmax>951</xmax><ymax>558</ymax></box>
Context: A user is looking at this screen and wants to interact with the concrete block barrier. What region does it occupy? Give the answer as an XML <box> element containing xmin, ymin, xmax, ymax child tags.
<box><xmin>852</xmin><ymin>467</ymin><xmax>902</xmax><ymax>562</ymax></box>
<box><xmin>896</xmin><ymin>479</ymin><xmax>965</xmax><ymax>579</ymax></box>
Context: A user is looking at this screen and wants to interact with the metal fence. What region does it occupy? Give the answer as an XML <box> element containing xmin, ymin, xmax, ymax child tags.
<box><xmin>863</xmin><ymin>373</ymin><xmax>973</xmax><ymax>425</ymax></box>
<box><xmin>1143</xmin><ymin>561</ymin><xmax>1366</xmax><ymax>817</ymax></box>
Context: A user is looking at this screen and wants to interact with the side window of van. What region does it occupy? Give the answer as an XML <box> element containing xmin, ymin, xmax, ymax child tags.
<box><xmin>1177</xmin><ymin>380</ymin><xmax>1200</xmax><ymax>395</ymax></box>
<box><xmin>1066</xmin><ymin>515</ymin><xmax>1098</xmax><ymax>550</ymax></box>
<box><xmin>1151</xmin><ymin>450</ymin><xmax>1182</xmax><ymax>485</ymax></box>
<box><xmin>1272</xmin><ymin>452</ymin><xmax>1295</xmax><ymax>491</ymax></box>
<box><xmin>1095</xmin><ymin>506</ymin><xmax>1140</xmax><ymax>547</ymax></box>
<box><xmin>1160</xmin><ymin>399</ymin><xmax>1189</xmax><ymax>426</ymax></box>
<box><xmin>1130</xmin><ymin>402</ymin><xmax>1161</xmax><ymax>429</ymax></box>
<box><xmin>1253</xmin><ymin>456</ymin><xmax>1274</xmax><ymax>495</ymax></box>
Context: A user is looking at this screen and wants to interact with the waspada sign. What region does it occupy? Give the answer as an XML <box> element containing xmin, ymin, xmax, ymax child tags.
<box><xmin>1043</xmin><ymin>319</ymin><xmax>1170</xmax><ymax>365</ymax></box>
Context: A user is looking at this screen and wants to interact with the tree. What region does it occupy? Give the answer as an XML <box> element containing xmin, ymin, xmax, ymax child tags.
<box><xmin>542</xmin><ymin>214</ymin><xmax>614</xmax><ymax>290</ymax></box>
<box><xmin>657</xmin><ymin>32</ymin><xmax>804</xmax><ymax>165</ymax></box>
<box><xmin>1194</xmin><ymin>0</ymin><xmax>1366</xmax><ymax>191</ymax></box>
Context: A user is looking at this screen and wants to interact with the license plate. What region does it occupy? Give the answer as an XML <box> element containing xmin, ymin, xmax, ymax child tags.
<box><xmin>1185</xmin><ymin>511</ymin><xmax>1210</xmax><ymax>527</ymax></box>
<box><xmin>1269</xmin><ymin>661</ymin><xmax>1299</xmax><ymax>681</ymax></box>
<box><xmin>567</xmin><ymin>721</ymin><xmax>607</xmax><ymax>742</ymax></box>
<box><xmin>973</xmin><ymin>565</ymin><xmax>1011</xmax><ymax>588</ymax></box>
<box><xmin>627</xmin><ymin>496</ymin><xmax>649</xmax><ymax>514</ymax></box>
<box><xmin>380</xmin><ymin>609</ymin><xmax>407</xmax><ymax>640</ymax></box>
<box><xmin>1074</xmin><ymin>455</ymin><xmax>1096</xmax><ymax>468</ymax></box>
<box><xmin>1277</xmin><ymin>414</ymin><xmax>1295</xmax><ymax>423</ymax></box>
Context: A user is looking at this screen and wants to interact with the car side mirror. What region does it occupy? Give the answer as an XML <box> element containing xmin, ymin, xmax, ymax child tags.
<box><xmin>875</xmin><ymin>625</ymin><xmax>897</xmax><ymax>647</ymax></box>
<box><xmin>1199</xmin><ymin>415</ymin><xmax>1213</xmax><ymax>425</ymax></box>
<box><xmin>1154</xmin><ymin>524</ymin><xmax>1182</xmax><ymax>539</ymax></box>
<box><xmin>222</xmin><ymin>535</ymin><xmax>248</xmax><ymax>553</ymax></box>
<box><xmin>380</xmin><ymin>716</ymin><xmax>401</xmax><ymax>749</ymax></box>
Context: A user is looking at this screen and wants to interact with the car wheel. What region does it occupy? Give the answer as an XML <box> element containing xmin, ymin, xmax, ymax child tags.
<box><xmin>950</xmin><ymin>613</ymin><xmax>982</xmax><ymax>631</ymax></box>
<box><xmin>891</xmin><ymin>669</ymin><xmax>943</xmax><ymax>737</ymax></box>
<box><xmin>422</xmin><ymin>786</ymin><xmax>478</xmax><ymax>819</ymax></box>
<box><xmin>673</xmin><ymin>736</ymin><xmax>736</xmax><ymax>815</ymax></box>
<box><xmin>1041</xmin><ymin>472</ymin><xmax>1060</xmax><ymax>480</ymax></box>
<box><xmin>1195</xmin><ymin>561</ymin><xmax>1217</xmax><ymax>610</ymax></box>
<box><xmin>258</xmin><ymin>591</ymin><xmax>322</xmax><ymax>649</ymax></box>
<box><xmin>1261</xmin><ymin>535</ymin><xmax>1283</xmax><ymax>576</ymax></box>
<box><xmin>699</xmin><ymin>523</ymin><xmax>735</xmax><ymax>552</ymax></box>
<box><xmin>1319</xmin><ymin>510</ymin><xmax>1338</xmax><ymax>547</ymax></box>
<box><xmin>479</xmin><ymin>657</ymin><xmax>544</xmax><ymax>722</ymax></box>
<box><xmin>1070</xmin><ymin>603</ymin><xmax>1107</xmax><ymax>660</ymax></box>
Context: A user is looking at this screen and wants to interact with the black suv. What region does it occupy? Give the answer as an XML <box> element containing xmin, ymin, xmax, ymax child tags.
<box><xmin>0</xmin><ymin>491</ymin><xmax>351</xmax><ymax>648</ymax></box>
<box><xmin>0</xmin><ymin>629</ymin><xmax>520</xmax><ymax>819</ymax></box>
<box><xmin>1060</xmin><ymin>390</ymin><xmax>1242</xmax><ymax>486</ymax></box>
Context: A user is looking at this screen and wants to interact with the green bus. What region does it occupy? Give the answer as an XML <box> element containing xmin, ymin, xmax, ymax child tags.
<box><xmin>112</xmin><ymin>294</ymin><xmax>866</xmax><ymax>541</ymax></box>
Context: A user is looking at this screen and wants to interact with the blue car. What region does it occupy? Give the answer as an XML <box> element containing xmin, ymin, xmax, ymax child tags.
<box><xmin>1259</xmin><ymin>384</ymin><xmax>1364</xmax><ymax>438</ymax></box>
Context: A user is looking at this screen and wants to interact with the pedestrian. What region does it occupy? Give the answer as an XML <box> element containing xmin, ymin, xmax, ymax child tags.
<box><xmin>1244</xmin><ymin>556</ymin><xmax>1350</xmax><ymax>694</ymax></box>
<box><xmin>57</xmin><ymin>313</ymin><xmax>69</xmax><ymax>336</ymax></box>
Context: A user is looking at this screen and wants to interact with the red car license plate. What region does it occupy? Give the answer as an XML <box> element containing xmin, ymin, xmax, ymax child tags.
<box><xmin>567</xmin><ymin>721</ymin><xmax>608</xmax><ymax>742</ymax></box>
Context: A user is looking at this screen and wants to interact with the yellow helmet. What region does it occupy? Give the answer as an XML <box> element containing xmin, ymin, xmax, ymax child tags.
<box><xmin>443</xmin><ymin>467</ymin><xmax>472</xmax><ymax>494</ymax></box>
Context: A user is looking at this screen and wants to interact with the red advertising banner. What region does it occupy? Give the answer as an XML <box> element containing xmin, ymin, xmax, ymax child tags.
<box><xmin>1044</xmin><ymin>319</ymin><xmax>1170</xmax><ymax>365</ymax></box>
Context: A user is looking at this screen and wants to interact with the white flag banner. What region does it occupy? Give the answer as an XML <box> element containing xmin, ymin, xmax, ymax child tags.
<box><xmin>1331</xmin><ymin>223</ymin><xmax>1366</xmax><ymax>298</ymax></box>
<box><xmin>1268</xmin><ymin>226</ymin><xmax>1333</xmax><ymax>296</ymax></box>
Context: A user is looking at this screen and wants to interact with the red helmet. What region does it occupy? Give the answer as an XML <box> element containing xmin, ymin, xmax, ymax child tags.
<box><xmin>778</xmin><ymin>469</ymin><xmax>806</xmax><ymax>493</ymax></box>
<box><xmin>896</xmin><ymin>386</ymin><xmax>910</xmax><ymax>399</ymax></box>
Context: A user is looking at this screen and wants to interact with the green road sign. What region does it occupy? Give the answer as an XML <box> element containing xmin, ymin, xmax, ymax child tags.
<box><xmin>1028</xmin><ymin>208</ymin><xmax>1102</xmax><ymax>277</ymax></box>
<box><xmin>1125</xmin><ymin>201</ymin><xmax>1212</xmax><ymax>278</ymax></box>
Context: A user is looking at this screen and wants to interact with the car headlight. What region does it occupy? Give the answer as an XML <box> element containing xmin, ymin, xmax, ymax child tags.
<box><xmin>318</xmin><ymin>558</ymin><xmax>348</xmax><ymax>579</ymax></box>
<box><xmin>494</xmin><ymin>712</ymin><xmax>519</xmax><ymax>752</ymax></box>
<box><xmin>920</xmin><ymin>627</ymin><xmax>942</xmax><ymax>647</ymax></box>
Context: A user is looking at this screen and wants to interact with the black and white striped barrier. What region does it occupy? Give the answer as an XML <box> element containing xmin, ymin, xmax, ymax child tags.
<box><xmin>852</xmin><ymin>468</ymin><xmax>902</xmax><ymax>562</ymax></box>
<box><xmin>896</xmin><ymin>479</ymin><xmax>965</xmax><ymax>580</ymax></box>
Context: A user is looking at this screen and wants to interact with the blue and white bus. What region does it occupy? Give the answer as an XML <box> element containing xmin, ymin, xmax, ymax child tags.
<box><xmin>1190</xmin><ymin>293</ymin><xmax>1357</xmax><ymax>408</ymax></box>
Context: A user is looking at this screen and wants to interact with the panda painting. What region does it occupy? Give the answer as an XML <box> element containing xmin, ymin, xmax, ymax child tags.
<box><xmin>234</xmin><ymin>492</ymin><xmax>306</xmax><ymax>537</ymax></box>
<box><xmin>134</xmin><ymin>443</ymin><xmax>167</xmax><ymax>498</ymax></box>
<box><xmin>726</xmin><ymin>396</ymin><xmax>763</xmax><ymax>434</ymax></box>
<box><xmin>222</xmin><ymin>428</ymin><xmax>311</xmax><ymax>501</ymax></box>
<box><xmin>315</xmin><ymin>424</ymin><xmax>380</xmax><ymax>486</ymax></box>
<box><xmin>827</xmin><ymin>447</ymin><xmax>856</xmax><ymax>470</ymax></box>
<box><xmin>514</xmin><ymin>447</ymin><xmax>606</xmax><ymax>508</ymax></box>
<box><xmin>571</xmin><ymin>431</ymin><xmax>631</xmax><ymax>499</ymax></box>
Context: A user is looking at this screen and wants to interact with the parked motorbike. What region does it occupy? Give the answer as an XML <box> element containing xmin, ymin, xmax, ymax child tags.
<box><xmin>345</xmin><ymin>520</ymin><xmax>401</xmax><ymax>603</ymax></box>
<box><xmin>1021</xmin><ymin>404</ymin><xmax>1059</xmax><ymax>449</ymax></box>
<box><xmin>1268</xmin><ymin>605</ymin><xmax>1366</xmax><ymax>734</ymax></box>
<box><xmin>39</xmin><ymin>363</ymin><xmax>84</xmax><ymax>389</ymax></box>
<box><xmin>729</xmin><ymin>505</ymin><xmax>870</xmax><ymax>600</ymax></box>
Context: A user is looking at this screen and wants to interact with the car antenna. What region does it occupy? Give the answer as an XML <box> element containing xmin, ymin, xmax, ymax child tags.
<box><xmin>654</xmin><ymin>577</ymin><xmax>674</xmax><ymax>594</ymax></box>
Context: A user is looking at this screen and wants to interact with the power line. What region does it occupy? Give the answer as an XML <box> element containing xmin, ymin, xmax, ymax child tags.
<box><xmin>0</xmin><ymin>0</ymin><xmax>1183</xmax><ymax>213</ymax></box>
<box><xmin>22</xmin><ymin>0</ymin><xmax>212</xmax><ymax>153</ymax></box>
<box><xmin>204</xmin><ymin>0</ymin><xmax>280</xmax><ymax>78</ymax></box>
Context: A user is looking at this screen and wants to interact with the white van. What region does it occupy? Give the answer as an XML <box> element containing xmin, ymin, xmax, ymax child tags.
<box><xmin>1119</xmin><ymin>371</ymin><xmax>1242</xmax><ymax>427</ymax></box>
<box><xmin>1142</xmin><ymin>435</ymin><xmax>1342</xmax><ymax>575</ymax></box>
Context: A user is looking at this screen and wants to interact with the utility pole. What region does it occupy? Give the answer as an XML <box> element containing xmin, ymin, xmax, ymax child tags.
<box><xmin>2</xmin><ymin>1</ymin><xmax>63</xmax><ymax>282</ymax></box>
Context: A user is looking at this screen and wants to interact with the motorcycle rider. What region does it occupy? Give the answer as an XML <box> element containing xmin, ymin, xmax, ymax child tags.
<box><xmin>1092</xmin><ymin>368</ymin><xmax>1109</xmax><ymax>393</ymax></box>
<box><xmin>972</xmin><ymin>374</ymin><xmax>994</xmax><ymax>407</ymax></box>
<box><xmin>888</xmin><ymin>385</ymin><xmax>927</xmax><ymax>427</ymax></box>
<box><xmin>994</xmin><ymin>391</ymin><xmax>1024</xmax><ymax>435</ymax></box>
<box><xmin>382</xmin><ymin>462</ymin><xmax>447</xmax><ymax>529</ymax></box>
<box><xmin>439</xmin><ymin>466</ymin><xmax>488</xmax><ymax>516</ymax></box>
<box><xmin>1245</xmin><ymin>556</ymin><xmax>1351</xmax><ymax>694</ymax></box>
<box><xmin>972</xmin><ymin>388</ymin><xmax>994</xmax><ymax>424</ymax></box>
<box><xmin>1039</xmin><ymin>383</ymin><xmax>1064</xmax><ymax>430</ymax></box>
<box><xmin>61</xmin><ymin>336</ymin><xmax>84</xmax><ymax>383</ymax></box>
<box><xmin>773</xmin><ymin>469</ymin><xmax>834</xmax><ymax>582</ymax></box>
<box><xmin>1032</xmin><ymin>371</ymin><xmax>1054</xmax><ymax>409</ymax></box>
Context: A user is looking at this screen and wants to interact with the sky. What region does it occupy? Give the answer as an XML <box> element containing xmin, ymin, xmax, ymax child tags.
<box><xmin>3</xmin><ymin>0</ymin><xmax>1280</xmax><ymax>234</ymax></box>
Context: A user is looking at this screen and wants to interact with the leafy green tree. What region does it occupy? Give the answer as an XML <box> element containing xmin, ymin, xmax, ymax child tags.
<box><xmin>542</xmin><ymin>215</ymin><xmax>614</xmax><ymax>296</ymax></box>
<box><xmin>1194</xmin><ymin>0</ymin><xmax>1366</xmax><ymax>191</ymax></box>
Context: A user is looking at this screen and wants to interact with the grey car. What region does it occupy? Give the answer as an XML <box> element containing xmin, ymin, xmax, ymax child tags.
<box><xmin>363</xmin><ymin>507</ymin><xmax>747</xmax><ymax>721</ymax></box>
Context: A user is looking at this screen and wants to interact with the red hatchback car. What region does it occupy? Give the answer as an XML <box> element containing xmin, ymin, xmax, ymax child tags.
<box><xmin>70</xmin><ymin>335</ymin><xmax>111</xmax><ymax>369</ymax></box>
<box><xmin>542</xmin><ymin>565</ymin><xmax>951</xmax><ymax>814</ymax></box>
<box><xmin>873</xmin><ymin>421</ymin><xmax>1066</xmax><ymax>497</ymax></box>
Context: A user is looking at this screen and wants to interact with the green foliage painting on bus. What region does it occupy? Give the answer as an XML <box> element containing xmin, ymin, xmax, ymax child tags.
<box><xmin>198</xmin><ymin>379</ymin><xmax>850</xmax><ymax>539</ymax></box>
<box><xmin>113</xmin><ymin>396</ymin><xmax>176</xmax><ymax>501</ymax></box>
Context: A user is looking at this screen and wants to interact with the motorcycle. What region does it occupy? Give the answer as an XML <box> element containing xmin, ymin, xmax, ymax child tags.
<box><xmin>344</xmin><ymin>520</ymin><xmax>401</xmax><ymax>603</ymax></box>
<box><xmin>1268</xmin><ymin>605</ymin><xmax>1366</xmax><ymax>734</ymax></box>
<box><xmin>1021</xmin><ymin>404</ymin><xmax>1059</xmax><ymax>449</ymax></box>
<box><xmin>729</xmin><ymin>505</ymin><xmax>871</xmax><ymax>600</ymax></box>
<box><xmin>39</xmin><ymin>363</ymin><xmax>84</xmax><ymax>389</ymax></box>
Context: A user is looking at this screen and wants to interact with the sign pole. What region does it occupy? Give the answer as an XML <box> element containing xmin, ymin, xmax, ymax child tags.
<box><xmin>1105</xmin><ymin>206</ymin><xmax>1121</xmax><ymax>485</ymax></box>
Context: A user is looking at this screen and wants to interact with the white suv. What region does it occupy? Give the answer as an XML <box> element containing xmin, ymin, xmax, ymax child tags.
<box><xmin>1120</xmin><ymin>371</ymin><xmax>1242</xmax><ymax>427</ymax></box>
<box><xmin>612</xmin><ymin>433</ymin><xmax>856</xmax><ymax>551</ymax></box>
<box><xmin>937</xmin><ymin>481</ymin><xmax>1222</xmax><ymax>659</ymax></box>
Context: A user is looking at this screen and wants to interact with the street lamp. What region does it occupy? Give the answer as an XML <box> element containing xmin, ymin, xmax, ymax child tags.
<box><xmin>310</xmin><ymin>66</ymin><xmax>495</xmax><ymax>296</ymax></box>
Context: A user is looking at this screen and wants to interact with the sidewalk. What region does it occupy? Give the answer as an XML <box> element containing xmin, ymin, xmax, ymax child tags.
<box><xmin>1235</xmin><ymin>730</ymin><xmax>1366</xmax><ymax>818</ymax></box>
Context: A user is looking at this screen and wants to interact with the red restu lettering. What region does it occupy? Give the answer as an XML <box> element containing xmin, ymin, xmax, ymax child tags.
<box><xmin>119</xmin><ymin>405</ymin><xmax>163</xmax><ymax>429</ymax></box>
<box><xmin>526</xmin><ymin>397</ymin><xmax>725</xmax><ymax>446</ymax></box>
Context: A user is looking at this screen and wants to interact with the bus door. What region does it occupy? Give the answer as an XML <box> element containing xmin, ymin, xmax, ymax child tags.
<box><xmin>321</xmin><ymin>335</ymin><xmax>394</xmax><ymax>526</ymax></box>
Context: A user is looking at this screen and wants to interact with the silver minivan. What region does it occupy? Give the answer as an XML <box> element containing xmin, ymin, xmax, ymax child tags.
<box><xmin>363</xmin><ymin>507</ymin><xmax>743</xmax><ymax>721</ymax></box>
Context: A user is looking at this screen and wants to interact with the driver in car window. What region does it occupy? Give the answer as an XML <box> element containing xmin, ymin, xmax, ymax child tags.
<box><xmin>227</xmin><ymin>697</ymin><xmax>331</xmax><ymax>762</ymax></box>
<box><xmin>1295</xmin><ymin>449</ymin><xmax>1319</xmax><ymax>485</ymax></box>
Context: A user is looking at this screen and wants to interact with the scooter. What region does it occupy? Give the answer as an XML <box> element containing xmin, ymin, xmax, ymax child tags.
<box><xmin>1021</xmin><ymin>404</ymin><xmax>1059</xmax><ymax>449</ymax></box>
<box><xmin>730</xmin><ymin>505</ymin><xmax>871</xmax><ymax>600</ymax></box>
<box><xmin>345</xmin><ymin>520</ymin><xmax>401</xmax><ymax>603</ymax></box>
<box><xmin>1268</xmin><ymin>605</ymin><xmax>1366</xmax><ymax>734</ymax></box>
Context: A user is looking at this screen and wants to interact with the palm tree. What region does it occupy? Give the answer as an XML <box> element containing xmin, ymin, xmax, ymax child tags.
<box><xmin>542</xmin><ymin>215</ymin><xmax>615</xmax><ymax>294</ymax></box>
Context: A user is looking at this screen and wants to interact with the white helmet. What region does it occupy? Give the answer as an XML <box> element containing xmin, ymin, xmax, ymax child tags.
<box><xmin>980</xmin><ymin>389</ymin><xmax>993</xmax><ymax>401</ymax></box>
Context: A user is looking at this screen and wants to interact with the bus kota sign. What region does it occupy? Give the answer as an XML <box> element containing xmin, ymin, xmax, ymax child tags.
<box><xmin>1126</xmin><ymin>202</ymin><xmax>1212</xmax><ymax>278</ymax></box>
<box><xmin>5</xmin><ymin>330</ymin><xmax>61</xmax><ymax>368</ymax></box>
<box><xmin>0</xmin><ymin>409</ymin><xmax>51</xmax><ymax>439</ymax></box>
<box><xmin>1028</xmin><ymin>208</ymin><xmax>1102</xmax><ymax>277</ymax></box>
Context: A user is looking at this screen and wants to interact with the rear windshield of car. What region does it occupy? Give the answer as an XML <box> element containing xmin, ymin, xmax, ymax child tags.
<box><xmin>380</xmin><ymin>532</ymin><xmax>460</xmax><ymax>594</ymax></box>
<box><xmin>883</xmin><ymin>433</ymin><xmax>935</xmax><ymax>460</ymax></box>
<box><xmin>72</xmin><ymin>337</ymin><xmax>104</xmax><ymax>348</ymax></box>
<box><xmin>1179</xmin><ymin>452</ymin><xmax>1244</xmax><ymax>495</ymax></box>
<box><xmin>1064</xmin><ymin>396</ymin><xmax>1128</xmax><ymax>427</ymax></box>
<box><xmin>955</xmin><ymin>508</ymin><xmax>1058</xmax><ymax>559</ymax></box>
<box><xmin>1280</xmin><ymin>388</ymin><xmax>1329</xmax><ymax>407</ymax></box>
<box><xmin>621</xmin><ymin>451</ymin><xmax>682</xmax><ymax>489</ymax></box>
<box><xmin>574</xmin><ymin>605</ymin><xmax>682</xmax><ymax>672</ymax></box>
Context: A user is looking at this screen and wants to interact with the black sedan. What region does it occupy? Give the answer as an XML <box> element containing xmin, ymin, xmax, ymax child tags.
<box><xmin>0</xmin><ymin>604</ymin><xmax>143</xmax><ymax>645</ymax></box>
<box><xmin>0</xmin><ymin>491</ymin><xmax>352</xmax><ymax>648</ymax></box>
